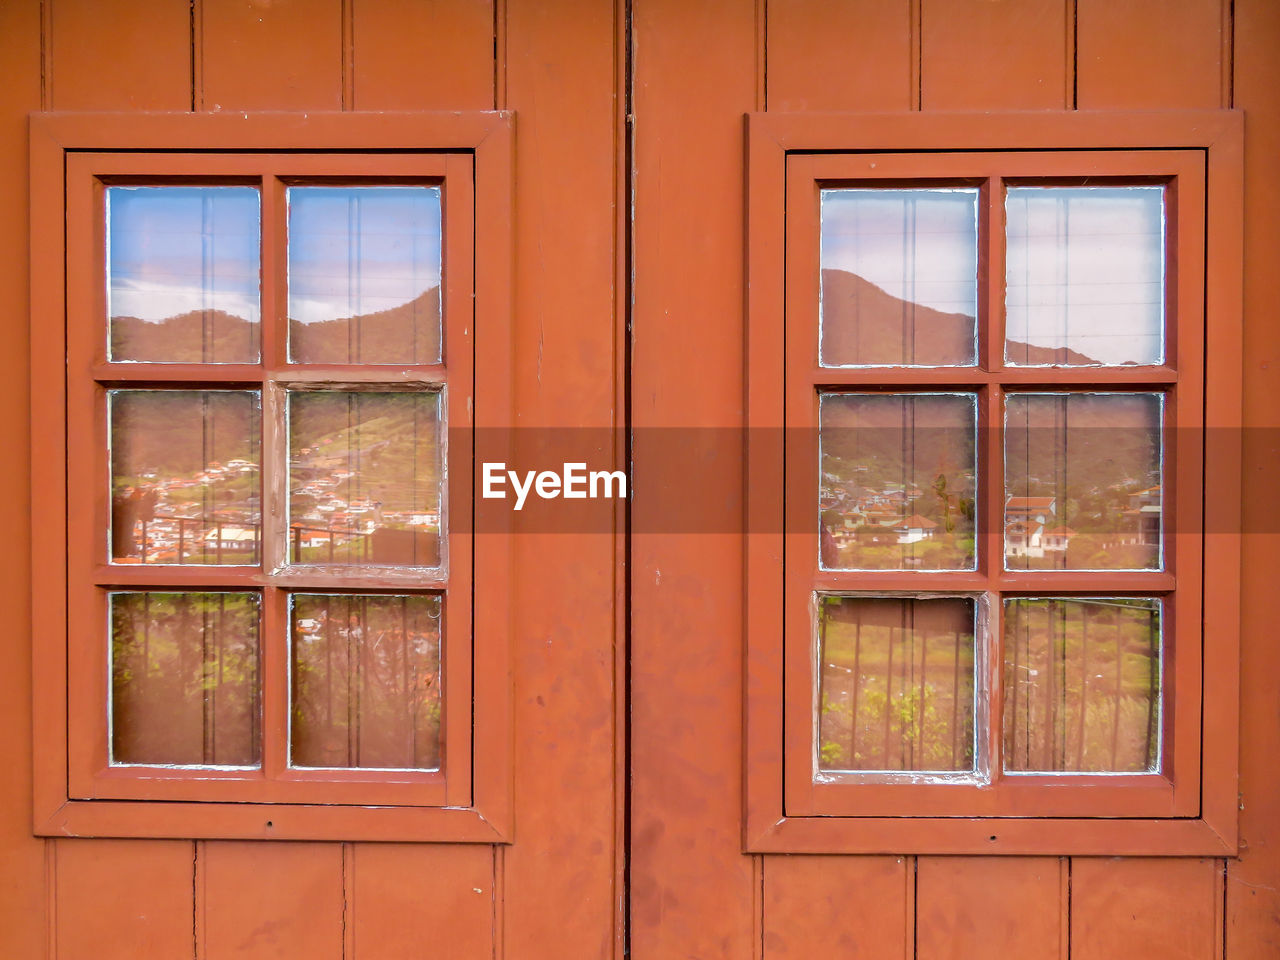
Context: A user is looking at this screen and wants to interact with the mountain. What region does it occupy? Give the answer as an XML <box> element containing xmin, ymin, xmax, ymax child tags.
<box><xmin>289</xmin><ymin>287</ymin><xmax>441</xmax><ymax>364</ymax></box>
<box><xmin>111</xmin><ymin>309</ymin><xmax>258</xmax><ymax>364</ymax></box>
<box><xmin>821</xmin><ymin>269</ymin><xmax>1099</xmax><ymax>366</ymax></box>
<box><xmin>110</xmin><ymin>286</ymin><xmax>443</xmax><ymax>365</ymax></box>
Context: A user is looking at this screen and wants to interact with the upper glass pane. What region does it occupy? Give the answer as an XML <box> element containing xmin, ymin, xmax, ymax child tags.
<box><xmin>287</xmin><ymin>390</ymin><xmax>443</xmax><ymax>567</ymax></box>
<box><xmin>820</xmin><ymin>393</ymin><xmax>977</xmax><ymax>571</ymax></box>
<box><xmin>1005</xmin><ymin>186</ymin><xmax>1165</xmax><ymax>366</ymax></box>
<box><xmin>820</xmin><ymin>188</ymin><xmax>979</xmax><ymax>367</ymax></box>
<box><xmin>288</xmin><ymin>186</ymin><xmax>443</xmax><ymax>364</ymax></box>
<box><xmin>818</xmin><ymin>596</ymin><xmax>976</xmax><ymax>774</ymax></box>
<box><xmin>1003</xmin><ymin>596</ymin><xmax>1161</xmax><ymax>774</ymax></box>
<box><xmin>1004</xmin><ymin>392</ymin><xmax>1163</xmax><ymax>571</ymax></box>
<box><xmin>109</xmin><ymin>390</ymin><xmax>261</xmax><ymax>565</ymax></box>
<box><xmin>107</xmin><ymin>186</ymin><xmax>261</xmax><ymax>363</ymax></box>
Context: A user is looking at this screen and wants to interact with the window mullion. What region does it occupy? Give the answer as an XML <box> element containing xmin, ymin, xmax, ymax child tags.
<box><xmin>260</xmin><ymin>583</ymin><xmax>288</xmax><ymax>780</ymax></box>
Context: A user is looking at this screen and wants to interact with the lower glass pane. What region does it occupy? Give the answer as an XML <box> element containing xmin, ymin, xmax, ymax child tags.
<box><xmin>290</xmin><ymin>593</ymin><xmax>443</xmax><ymax>770</ymax></box>
<box><xmin>1003</xmin><ymin>597</ymin><xmax>1161</xmax><ymax>773</ymax></box>
<box><xmin>110</xmin><ymin>591</ymin><xmax>261</xmax><ymax>767</ymax></box>
<box><xmin>817</xmin><ymin>596</ymin><xmax>976</xmax><ymax>774</ymax></box>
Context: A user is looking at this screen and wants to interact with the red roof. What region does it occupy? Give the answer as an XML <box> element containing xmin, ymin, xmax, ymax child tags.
<box><xmin>896</xmin><ymin>514</ymin><xmax>938</xmax><ymax>529</ymax></box>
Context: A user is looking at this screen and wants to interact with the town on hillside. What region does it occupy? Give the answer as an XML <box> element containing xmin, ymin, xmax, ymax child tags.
<box><xmin>111</xmin><ymin>394</ymin><xmax>443</xmax><ymax>568</ymax></box>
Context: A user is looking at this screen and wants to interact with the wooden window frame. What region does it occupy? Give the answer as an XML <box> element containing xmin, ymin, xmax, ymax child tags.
<box><xmin>31</xmin><ymin>113</ymin><xmax>514</xmax><ymax>843</ymax></box>
<box><xmin>744</xmin><ymin>111</ymin><xmax>1243</xmax><ymax>856</ymax></box>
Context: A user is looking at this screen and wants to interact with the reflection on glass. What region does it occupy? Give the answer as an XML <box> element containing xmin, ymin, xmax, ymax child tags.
<box><xmin>110</xmin><ymin>390</ymin><xmax>261</xmax><ymax>565</ymax></box>
<box><xmin>107</xmin><ymin>186</ymin><xmax>260</xmax><ymax>363</ymax></box>
<box><xmin>820</xmin><ymin>393</ymin><xmax>977</xmax><ymax>570</ymax></box>
<box><xmin>820</xmin><ymin>188</ymin><xmax>978</xmax><ymax>367</ymax></box>
<box><xmin>1006</xmin><ymin>186</ymin><xmax>1164</xmax><ymax>366</ymax></box>
<box><xmin>818</xmin><ymin>596</ymin><xmax>975</xmax><ymax>773</ymax></box>
<box><xmin>110</xmin><ymin>591</ymin><xmax>260</xmax><ymax>766</ymax></box>
<box><xmin>288</xmin><ymin>186</ymin><xmax>443</xmax><ymax>364</ymax></box>
<box><xmin>1004</xmin><ymin>393</ymin><xmax>1162</xmax><ymax>570</ymax></box>
<box><xmin>290</xmin><ymin>594</ymin><xmax>443</xmax><ymax>770</ymax></box>
<box><xmin>288</xmin><ymin>391</ymin><xmax>443</xmax><ymax>567</ymax></box>
<box><xmin>1004</xmin><ymin>597</ymin><xmax>1161</xmax><ymax>773</ymax></box>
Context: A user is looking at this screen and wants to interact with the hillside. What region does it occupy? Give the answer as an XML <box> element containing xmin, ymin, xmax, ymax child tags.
<box><xmin>821</xmin><ymin>268</ymin><xmax>1100</xmax><ymax>365</ymax></box>
<box><xmin>111</xmin><ymin>309</ymin><xmax>258</xmax><ymax>364</ymax></box>
<box><xmin>110</xmin><ymin>285</ymin><xmax>443</xmax><ymax>365</ymax></box>
<box><xmin>289</xmin><ymin>286</ymin><xmax>441</xmax><ymax>364</ymax></box>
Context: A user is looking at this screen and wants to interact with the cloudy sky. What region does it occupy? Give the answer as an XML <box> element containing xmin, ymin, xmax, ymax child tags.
<box><xmin>821</xmin><ymin>187</ymin><xmax>980</xmax><ymax>318</ymax></box>
<box><xmin>107</xmin><ymin>184</ymin><xmax>443</xmax><ymax>328</ymax></box>
<box><xmin>287</xmin><ymin>185</ymin><xmax>442</xmax><ymax>325</ymax></box>
<box><xmin>1005</xmin><ymin>186</ymin><xmax>1164</xmax><ymax>365</ymax></box>
<box><xmin>820</xmin><ymin>184</ymin><xmax>1166</xmax><ymax>366</ymax></box>
<box><xmin>108</xmin><ymin>185</ymin><xmax>261</xmax><ymax>324</ymax></box>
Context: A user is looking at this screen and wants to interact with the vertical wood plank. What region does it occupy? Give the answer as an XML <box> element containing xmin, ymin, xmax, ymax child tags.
<box><xmin>767</xmin><ymin>0</ymin><xmax>914</xmax><ymax>111</ymax></box>
<box><xmin>198</xmin><ymin>841</ymin><xmax>343</xmax><ymax>959</ymax></box>
<box><xmin>1228</xmin><ymin>1</ymin><xmax>1280</xmax><ymax>956</ymax></box>
<box><xmin>51</xmin><ymin>0</ymin><xmax>191</xmax><ymax>110</ymax></box>
<box><xmin>500</xmin><ymin>0</ymin><xmax>622</xmax><ymax>956</ymax></box>
<box><xmin>921</xmin><ymin>0</ymin><xmax>1069</xmax><ymax>109</ymax></box>
<box><xmin>630</xmin><ymin>0</ymin><xmax>758</xmax><ymax>957</ymax></box>
<box><xmin>1077</xmin><ymin>0</ymin><xmax>1224</xmax><ymax>108</ymax></box>
<box><xmin>352</xmin><ymin>0</ymin><xmax>494</xmax><ymax>110</ymax></box>
<box><xmin>916</xmin><ymin>857</ymin><xmax>1065</xmax><ymax>960</ymax></box>
<box><xmin>54</xmin><ymin>840</ymin><xmax>194</xmax><ymax>959</ymax></box>
<box><xmin>762</xmin><ymin>855</ymin><xmax>911</xmax><ymax>958</ymax></box>
<box><xmin>200</xmin><ymin>0</ymin><xmax>342</xmax><ymax>111</ymax></box>
<box><xmin>348</xmin><ymin>844</ymin><xmax>494</xmax><ymax>959</ymax></box>
<box><xmin>0</xmin><ymin>2</ymin><xmax>47</xmax><ymax>957</ymax></box>
<box><xmin>1071</xmin><ymin>858</ymin><xmax>1220</xmax><ymax>960</ymax></box>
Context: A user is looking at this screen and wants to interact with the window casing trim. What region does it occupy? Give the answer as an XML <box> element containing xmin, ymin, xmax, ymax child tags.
<box><xmin>30</xmin><ymin>111</ymin><xmax>515</xmax><ymax>843</ymax></box>
<box><xmin>744</xmin><ymin>109</ymin><xmax>1242</xmax><ymax>856</ymax></box>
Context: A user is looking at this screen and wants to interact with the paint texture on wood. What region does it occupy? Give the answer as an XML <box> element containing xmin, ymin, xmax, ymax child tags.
<box><xmin>352</xmin><ymin>0</ymin><xmax>494</xmax><ymax>109</ymax></box>
<box><xmin>1077</xmin><ymin>0</ymin><xmax>1225</xmax><ymax>108</ymax></box>
<box><xmin>767</xmin><ymin>0</ymin><xmax>914</xmax><ymax>111</ymax></box>
<box><xmin>54</xmin><ymin>840</ymin><xmax>195</xmax><ymax>960</ymax></box>
<box><xmin>922</xmin><ymin>0</ymin><xmax>1069</xmax><ymax>109</ymax></box>
<box><xmin>916</xmin><ymin>856</ymin><xmax>1065</xmax><ymax>960</ymax></box>
<box><xmin>1071</xmin><ymin>858</ymin><xmax>1222</xmax><ymax>960</ymax></box>
<box><xmin>51</xmin><ymin>0</ymin><xmax>192</xmax><ymax>110</ymax></box>
<box><xmin>349</xmin><ymin>844</ymin><xmax>494</xmax><ymax>959</ymax></box>
<box><xmin>200</xmin><ymin>0</ymin><xmax>343</xmax><ymax>110</ymax></box>
<box><xmin>763</xmin><ymin>855</ymin><xmax>911</xmax><ymax>958</ymax></box>
<box><xmin>198</xmin><ymin>841</ymin><xmax>344</xmax><ymax>959</ymax></box>
<box><xmin>1227</xmin><ymin>1</ymin><xmax>1280</xmax><ymax>956</ymax></box>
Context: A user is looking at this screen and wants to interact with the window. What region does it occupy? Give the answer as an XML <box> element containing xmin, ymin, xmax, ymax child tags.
<box><xmin>745</xmin><ymin>112</ymin><xmax>1242</xmax><ymax>855</ymax></box>
<box><xmin>32</xmin><ymin>115</ymin><xmax>514</xmax><ymax>841</ymax></box>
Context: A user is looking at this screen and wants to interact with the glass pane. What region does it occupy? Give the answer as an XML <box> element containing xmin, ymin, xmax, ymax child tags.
<box><xmin>820</xmin><ymin>188</ymin><xmax>978</xmax><ymax>367</ymax></box>
<box><xmin>818</xmin><ymin>596</ymin><xmax>976</xmax><ymax>773</ymax></box>
<box><xmin>1005</xmin><ymin>186</ymin><xmax>1164</xmax><ymax>366</ymax></box>
<box><xmin>110</xmin><ymin>591</ymin><xmax>260</xmax><ymax>766</ymax></box>
<box><xmin>820</xmin><ymin>393</ymin><xmax>977</xmax><ymax>570</ymax></box>
<box><xmin>288</xmin><ymin>186</ymin><xmax>443</xmax><ymax>364</ymax></box>
<box><xmin>107</xmin><ymin>186</ymin><xmax>260</xmax><ymax>363</ymax></box>
<box><xmin>1003</xmin><ymin>597</ymin><xmax>1161</xmax><ymax>773</ymax></box>
<box><xmin>290</xmin><ymin>594</ymin><xmax>443</xmax><ymax>770</ymax></box>
<box><xmin>288</xmin><ymin>391</ymin><xmax>443</xmax><ymax>566</ymax></box>
<box><xmin>110</xmin><ymin>390</ymin><xmax>261</xmax><ymax>565</ymax></box>
<box><xmin>1004</xmin><ymin>393</ymin><xmax>1162</xmax><ymax>570</ymax></box>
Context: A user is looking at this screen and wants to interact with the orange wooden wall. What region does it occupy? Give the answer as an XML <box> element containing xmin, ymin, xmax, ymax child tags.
<box><xmin>0</xmin><ymin>1</ymin><xmax>1276</xmax><ymax>958</ymax></box>
<box><xmin>630</xmin><ymin>1</ymin><xmax>1278</xmax><ymax>958</ymax></box>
